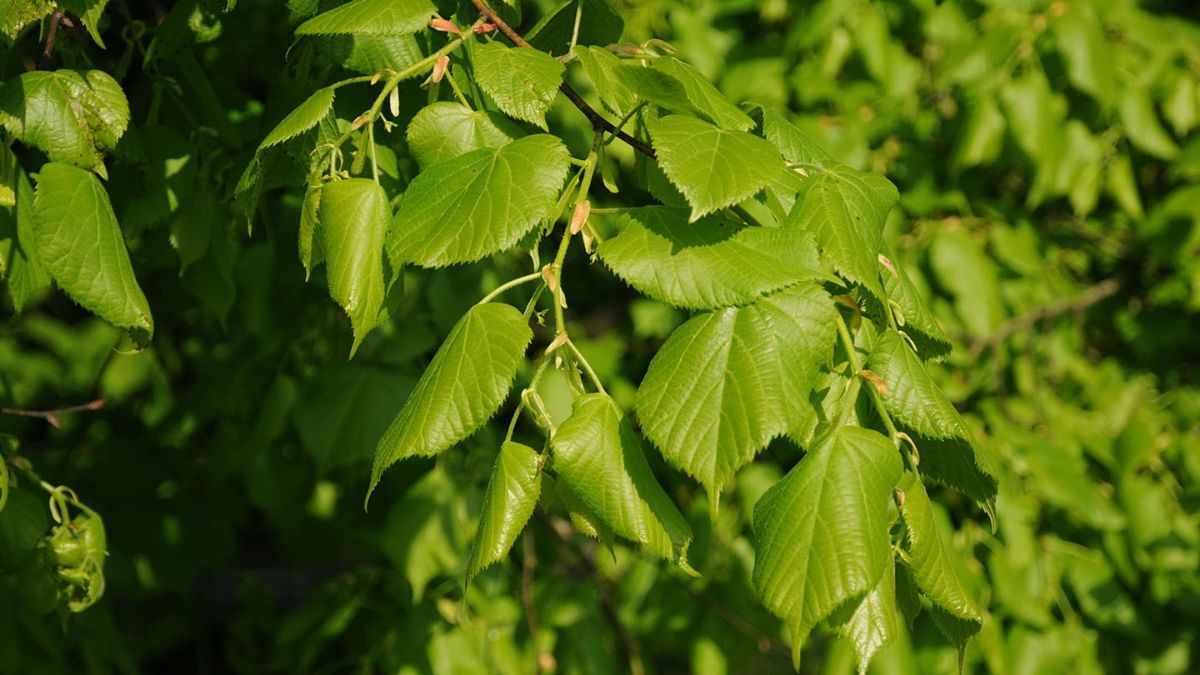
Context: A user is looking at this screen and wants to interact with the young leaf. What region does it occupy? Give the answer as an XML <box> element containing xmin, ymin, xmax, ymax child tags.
<box><xmin>572</xmin><ymin>46</ymin><xmax>639</xmax><ymax>115</ymax></box>
<box><xmin>829</xmin><ymin>558</ymin><xmax>898</xmax><ymax>675</ymax></box>
<box><xmin>761</xmin><ymin>109</ymin><xmax>836</xmax><ymax>168</ymax></box>
<box><xmin>295</xmin><ymin>0</ymin><xmax>434</xmax><ymax>36</ymax></box>
<box><xmin>368</xmin><ymin>303</ymin><xmax>532</xmax><ymax>502</ymax></box>
<box><xmin>406</xmin><ymin>101</ymin><xmax>522</xmax><ymax>169</ymax></box>
<box><xmin>0</xmin><ymin>70</ymin><xmax>130</xmax><ymax>176</ymax></box>
<box><xmin>785</xmin><ymin>162</ymin><xmax>897</xmax><ymax>305</ymax></box>
<box><xmin>752</xmin><ymin>426</ymin><xmax>902</xmax><ymax>666</ymax></box>
<box><xmin>298</xmin><ymin>183</ymin><xmax>323</xmax><ymax>278</ymax></box>
<box><xmin>866</xmin><ymin>330</ymin><xmax>998</xmax><ymax>512</ymax></box>
<box><xmin>32</xmin><ymin>162</ymin><xmax>154</xmax><ymax>338</ymax></box>
<box><xmin>651</xmin><ymin>57</ymin><xmax>753</xmax><ymax>131</ymax></box>
<box><xmin>597</xmin><ymin>206</ymin><xmax>827</xmax><ymax>310</ymax></box>
<box><xmin>0</xmin><ymin>167</ymin><xmax>50</xmax><ymax>312</ymax></box>
<box><xmin>648</xmin><ymin>114</ymin><xmax>786</xmax><ymax>221</ymax></box>
<box><xmin>466</xmin><ymin>441</ymin><xmax>542</xmax><ymax>581</ymax></box>
<box><xmin>320</xmin><ymin>178</ymin><xmax>389</xmax><ymax>356</ymax></box>
<box><xmin>258</xmin><ymin>86</ymin><xmax>336</xmax><ymax>150</ymax></box>
<box><xmin>880</xmin><ymin>252</ymin><xmax>952</xmax><ymax>359</ymax></box>
<box><xmin>471</xmin><ymin>40</ymin><xmax>565</xmax><ymax>130</ymax></box>
<box><xmin>551</xmin><ymin>393</ymin><xmax>694</xmax><ymax>572</ymax></box>
<box><xmin>899</xmin><ymin>478</ymin><xmax>983</xmax><ymax>660</ymax></box>
<box><xmin>388</xmin><ymin>135</ymin><xmax>570</xmax><ymax>267</ymax></box>
<box><xmin>526</xmin><ymin>0</ymin><xmax>624</xmax><ymax>56</ymax></box>
<box><xmin>635</xmin><ymin>283</ymin><xmax>837</xmax><ymax>507</ymax></box>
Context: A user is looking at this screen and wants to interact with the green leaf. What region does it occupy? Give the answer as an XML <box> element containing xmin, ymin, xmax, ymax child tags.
<box><xmin>635</xmin><ymin>284</ymin><xmax>837</xmax><ymax>507</ymax></box>
<box><xmin>60</xmin><ymin>0</ymin><xmax>111</xmax><ymax>48</ymax></box>
<box><xmin>0</xmin><ymin>166</ymin><xmax>50</xmax><ymax>312</ymax></box>
<box><xmin>0</xmin><ymin>1</ymin><xmax>53</xmax><ymax>39</ymax></box>
<box><xmin>760</xmin><ymin>109</ymin><xmax>835</xmax><ymax>168</ymax></box>
<box><xmin>388</xmin><ymin>135</ymin><xmax>570</xmax><ymax>267</ymax></box>
<box><xmin>899</xmin><ymin>478</ymin><xmax>983</xmax><ymax>659</ymax></box>
<box><xmin>572</xmin><ymin>45</ymin><xmax>639</xmax><ymax>116</ymax></box>
<box><xmin>752</xmin><ymin>426</ymin><xmax>902</xmax><ymax>666</ymax></box>
<box><xmin>1118</xmin><ymin>86</ymin><xmax>1179</xmax><ymax>160</ymax></box>
<box><xmin>610</xmin><ymin>64</ymin><xmax>697</xmax><ymax>117</ymax></box>
<box><xmin>597</xmin><ymin>206</ymin><xmax>827</xmax><ymax>310</ymax></box>
<box><xmin>295</xmin><ymin>0</ymin><xmax>434</xmax><ymax>36</ymax></box>
<box><xmin>829</xmin><ymin>558</ymin><xmax>898</xmax><ymax>675</ymax></box>
<box><xmin>648</xmin><ymin>114</ymin><xmax>786</xmax><ymax>221</ymax></box>
<box><xmin>472</xmin><ymin>41</ymin><xmax>565</xmax><ymax>130</ymax></box>
<box><xmin>866</xmin><ymin>330</ymin><xmax>998</xmax><ymax>512</ymax></box>
<box><xmin>32</xmin><ymin>162</ymin><xmax>154</xmax><ymax>338</ymax></box>
<box><xmin>406</xmin><ymin>101</ymin><xmax>522</xmax><ymax>169</ymax></box>
<box><xmin>785</xmin><ymin>162</ymin><xmax>897</xmax><ymax>305</ymax></box>
<box><xmin>294</xmin><ymin>363</ymin><xmax>416</xmax><ymax>471</ymax></box>
<box><xmin>381</xmin><ymin>467</ymin><xmax>463</xmax><ymax>600</ymax></box>
<box><xmin>368</xmin><ymin>303</ymin><xmax>532</xmax><ymax>502</ymax></box>
<box><xmin>928</xmin><ymin>230</ymin><xmax>1005</xmax><ymax>338</ymax></box>
<box><xmin>0</xmin><ymin>70</ymin><xmax>130</xmax><ymax>176</ymax></box>
<box><xmin>0</xmin><ymin>487</ymin><xmax>47</xmax><ymax>572</ymax></box>
<box><xmin>320</xmin><ymin>178</ymin><xmax>389</xmax><ymax>356</ymax></box>
<box><xmin>467</xmin><ymin>441</ymin><xmax>542</xmax><ymax>581</ymax></box>
<box><xmin>298</xmin><ymin>183</ymin><xmax>323</xmax><ymax>279</ymax></box>
<box><xmin>651</xmin><ymin>57</ymin><xmax>753</xmax><ymax>131</ymax></box>
<box><xmin>526</xmin><ymin>0</ymin><xmax>624</xmax><ymax>56</ymax></box>
<box><xmin>551</xmin><ymin>393</ymin><xmax>694</xmax><ymax>571</ymax></box>
<box><xmin>259</xmin><ymin>86</ymin><xmax>336</xmax><ymax>150</ymax></box>
<box><xmin>880</xmin><ymin>254</ymin><xmax>951</xmax><ymax>359</ymax></box>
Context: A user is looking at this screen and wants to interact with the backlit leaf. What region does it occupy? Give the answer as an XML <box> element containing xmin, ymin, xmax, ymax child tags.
<box><xmin>296</xmin><ymin>0</ymin><xmax>434</xmax><ymax>36</ymax></box>
<box><xmin>368</xmin><ymin>303</ymin><xmax>532</xmax><ymax>502</ymax></box>
<box><xmin>651</xmin><ymin>57</ymin><xmax>753</xmax><ymax>131</ymax></box>
<box><xmin>472</xmin><ymin>41</ymin><xmax>565</xmax><ymax>130</ymax></box>
<box><xmin>467</xmin><ymin>441</ymin><xmax>542</xmax><ymax>581</ymax></box>
<box><xmin>406</xmin><ymin>101</ymin><xmax>522</xmax><ymax>169</ymax></box>
<box><xmin>259</xmin><ymin>86</ymin><xmax>336</xmax><ymax>150</ymax></box>
<box><xmin>320</xmin><ymin>178</ymin><xmax>389</xmax><ymax>356</ymax></box>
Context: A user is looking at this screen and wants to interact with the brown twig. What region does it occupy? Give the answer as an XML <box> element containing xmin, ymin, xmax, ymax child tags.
<box><xmin>467</xmin><ymin>0</ymin><xmax>657</xmax><ymax>159</ymax></box>
<box><xmin>1</xmin><ymin>399</ymin><xmax>106</xmax><ymax>429</ymax></box>
<box><xmin>40</xmin><ymin>10</ymin><xmax>72</xmax><ymax>68</ymax></box>
<box><xmin>969</xmin><ymin>279</ymin><xmax>1120</xmax><ymax>358</ymax></box>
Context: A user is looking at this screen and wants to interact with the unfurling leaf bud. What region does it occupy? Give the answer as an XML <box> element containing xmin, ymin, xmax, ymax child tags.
<box><xmin>569</xmin><ymin>201</ymin><xmax>590</xmax><ymax>235</ymax></box>
<box><xmin>432</xmin><ymin>55</ymin><xmax>450</xmax><ymax>83</ymax></box>
<box><xmin>430</xmin><ymin>18</ymin><xmax>460</xmax><ymax>34</ymax></box>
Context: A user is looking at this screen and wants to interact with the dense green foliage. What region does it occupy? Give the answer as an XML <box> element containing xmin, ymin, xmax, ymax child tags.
<box><xmin>1</xmin><ymin>1</ymin><xmax>1198</xmax><ymax>673</ymax></box>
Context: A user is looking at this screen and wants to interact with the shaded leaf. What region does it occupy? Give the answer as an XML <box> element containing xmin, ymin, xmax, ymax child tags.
<box><xmin>830</xmin><ymin>558</ymin><xmax>898</xmax><ymax>675</ymax></box>
<box><xmin>526</xmin><ymin>0</ymin><xmax>623</xmax><ymax>56</ymax></box>
<box><xmin>0</xmin><ymin>166</ymin><xmax>50</xmax><ymax>312</ymax></box>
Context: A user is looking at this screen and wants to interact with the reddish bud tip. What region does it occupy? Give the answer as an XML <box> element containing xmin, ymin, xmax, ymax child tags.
<box><xmin>430</xmin><ymin>18</ymin><xmax>461</xmax><ymax>34</ymax></box>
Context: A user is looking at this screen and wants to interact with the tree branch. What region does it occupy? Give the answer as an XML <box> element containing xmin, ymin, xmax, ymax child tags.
<box><xmin>1</xmin><ymin>399</ymin><xmax>105</xmax><ymax>429</ymax></box>
<box><xmin>968</xmin><ymin>279</ymin><xmax>1120</xmax><ymax>358</ymax></box>
<box><xmin>468</xmin><ymin>0</ymin><xmax>657</xmax><ymax>159</ymax></box>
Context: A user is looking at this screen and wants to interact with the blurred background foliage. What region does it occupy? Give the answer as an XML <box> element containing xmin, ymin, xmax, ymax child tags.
<box><xmin>1</xmin><ymin>0</ymin><xmax>1199</xmax><ymax>673</ymax></box>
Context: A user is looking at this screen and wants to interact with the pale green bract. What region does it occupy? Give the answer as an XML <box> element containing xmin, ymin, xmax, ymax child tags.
<box><xmin>866</xmin><ymin>330</ymin><xmax>999</xmax><ymax>513</ymax></box>
<box><xmin>405</xmin><ymin>101</ymin><xmax>522</xmax><ymax>169</ymax></box>
<box><xmin>259</xmin><ymin>86</ymin><xmax>336</xmax><ymax>150</ymax></box>
<box><xmin>472</xmin><ymin>40</ymin><xmax>565</xmax><ymax>130</ymax></box>
<box><xmin>367</xmin><ymin>303</ymin><xmax>532</xmax><ymax>504</ymax></box>
<box><xmin>785</xmin><ymin>162</ymin><xmax>898</xmax><ymax>305</ymax></box>
<box><xmin>648</xmin><ymin>114</ymin><xmax>787</xmax><ymax>221</ymax></box>
<box><xmin>31</xmin><ymin>163</ymin><xmax>153</xmax><ymax>339</ymax></box>
<box><xmin>388</xmin><ymin>135</ymin><xmax>570</xmax><ymax>267</ymax></box>
<box><xmin>752</xmin><ymin>426</ymin><xmax>902</xmax><ymax>668</ymax></box>
<box><xmin>295</xmin><ymin>0</ymin><xmax>434</xmax><ymax>36</ymax></box>
<box><xmin>551</xmin><ymin>393</ymin><xmax>694</xmax><ymax>572</ymax></box>
<box><xmin>635</xmin><ymin>283</ymin><xmax>837</xmax><ymax>510</ymax></box>
<box><xmin>466</xmin><ymin>441</ymin><xmax>542</xmax><ymax>581</ymax></box>
<box><xmin>899</xmin><ymin>477</ymin><xmax>983</xmax><ymax>661</ymax></box>
<box><xmin>0</xmin><ymin>70</ymin><xmax>130</xmax><ymax>177</ymax></box>
<box><xmin>319</xmin><ymin>178</ymin><xmax>390</xmax><ymax>357</ymax></box>
<box><xmin>597</xmin><ymin>206</ymin><xmax>827</xmax><ymax>310</ymax></box>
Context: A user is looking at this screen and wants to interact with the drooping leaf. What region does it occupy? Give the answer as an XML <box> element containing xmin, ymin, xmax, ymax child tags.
<box><xmin>551</xmin><ymin>393</ymin><xmax>693</xmax><ymax>571</ymax></box>
<box><xmin>295</xmin><ymin>0</ymin><xmax>434</xmax><ymax>36</ymax></box>
<box><xmin>60</xmin><ymin>0</ymin><xmax>111</xmax><ymax>48</ymax></box>
<box><xmin>472</xmin><ymin>40</ymin><xmax>565</xmax><ymax>130</ymax></box>
<box><xmin>829</xmin><ymin>557</ymin><xmax>898</xmax><ymax>675</ymax></box>
<box><xmin>467</xmin><ymin>441</ymin><xmax>542</xmax><ymax>581</ymax></box>
<box><xmin>752</xmin><ymin>426</ymin><xmax>902</xmax><ymax>666</ymax></box>
<box><xmin>597</xmin><ymin>206</ymin><xmax>827</xmax><ymax>310</ymax></box>
<box><xmin>899</xmin><ymin>477</ymin><xmax>983</xmax><ymax>659</ymax></box>
<box><xmin>368</xmin><ymin>303</ymin><xmax>532</xmax><ymax>502</ymax></box>
<box><xmin>32</xmin><ymin>162</ymin><xmax>154</xmax><ymax>338</ymax></box>
<box><xmin>635</xmin><ymin>283</ymin><xmax>837</xmax><ymax>506</ymax></box>
<box><xmin>259</xmin><ymin>86</ymin><xmax>336</xmax><ymax>150</ymax></box>
<box><xmin>298</xmin><ymin>183</ymin><xmax>323</xmax><ymax>278</ymax></box>
<box><xmin>648</xmin><ymin>114</ymin><xmax>787</xmax><ymax>221</ymax></box>
<box><xmin>0</xmin><ymin>166</ymin><xmax>50</xmax><ymax>312</ymax></box>
<box><xmin>526</xmin><ymin>0</ymin><xmax>624</xmax><ymax>56</ymax></box>
<box><xmin>880</xmin><ymin>252</ymin><xmax>952</xmax><ymax>359</ymax></box>
<box><xmin>320</xmin><ymin>178</ymin><xmax>390</xmax><ymax>356</ymax></box>
<box><xmin>0</xmin><ymin>70</ymin><xmax>130</xmax><ymax>176</ymax></box>
<box><xmin>651</xmin><ymin>57</ymin><xmax>753</xmax><ymax>131</ymax></box>
<box><xmin>406</xmin><ymin>101</ymin><xmax>522</xmax><ymax>169</ymax></box>
<box><xmin>609</xmin><ymin>64</ymin><xmax>697</xmax><ymax>117</ymax></box>
<box><xmin>785</xmin><ymin>162</ymin><xmax>897</xmax><ymax>305</ymax></box>
<box><xmin>866</xmin><ymin>330</ymin><xmax>998</xmax><ymax>513</ymax></box>
<box><xmin>388</xmin><ymin>135</ymin><xmax>570</xmax><ymax>267</ymax></box>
